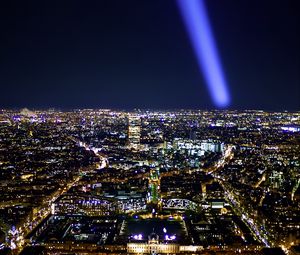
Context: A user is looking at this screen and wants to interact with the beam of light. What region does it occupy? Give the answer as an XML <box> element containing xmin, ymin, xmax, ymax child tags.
<box><xmin>177</xmin><ymin>0</ymin><xmax>230</xmax><ymax>108</ymax></box>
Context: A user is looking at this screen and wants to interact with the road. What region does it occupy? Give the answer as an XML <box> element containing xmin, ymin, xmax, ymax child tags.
<box><xmin>69</xmin><ymin>137</ymin><xmax>108</xmax><ymax>169</ymax></box>
<box><xmin>207</xmin><ymin>144</ymin><xmax>272</xmax><ymax>247</ymax></box>
<box><xmin>218</xmin><ymin>179</ymin><xmax>271</xmax><ymax>247</ymax></box>
<box><xmin>207</xmin><ymin>144</ymin><xmax>235</xmax><ymax>174</ymax></box>
<box><xmin>13</xmin><ymin>138</ymin><xmax>108</xmax><ymax>254</ymax></box>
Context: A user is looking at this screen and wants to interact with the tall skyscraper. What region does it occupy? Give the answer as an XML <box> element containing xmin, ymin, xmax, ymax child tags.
<box><xmin>128</xmin><ymin>114</ymin><xmax>141</xmax><ymax>150</ymax></box>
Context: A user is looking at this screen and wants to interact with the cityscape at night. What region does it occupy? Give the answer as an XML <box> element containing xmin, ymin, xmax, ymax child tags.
<box><xmin>0</xmin><ymin>0</ymin><xmax>299</xmax><ymax>254</ymax></box>
<box><xmin>0</xmin><ymin>109</ymin><xmax>299</xmax><ymax>254</ymax></box>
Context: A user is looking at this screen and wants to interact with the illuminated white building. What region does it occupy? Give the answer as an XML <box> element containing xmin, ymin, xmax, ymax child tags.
<box><xmin>53</xmin><ymin>192</ymin><xmax>147</xmax><ymax>216</ymax></box>
<box><xmin>127</xmin><ymin>232</ymin><xmax>204</xmax><ymax>254</ymax></box>
<box><xmin>128</xmin><ymin>114</ymin><xmax>141</xmax><ymax>150</ymax></box>
<box><xmin>171</xmin><ymin>138</ymin><xmax>225</xmax><ymax>154</ymax></box>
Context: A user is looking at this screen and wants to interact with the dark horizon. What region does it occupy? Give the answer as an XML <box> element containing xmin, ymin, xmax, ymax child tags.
<box><xmin>0</xmin><ymin>0</ymin><xmax>299</xmax><ymax>111</ymax></box>
<box><xmin>3</xmin><ymin>106</ymin><xmax>300</xmax><ymax>114</ymax></box>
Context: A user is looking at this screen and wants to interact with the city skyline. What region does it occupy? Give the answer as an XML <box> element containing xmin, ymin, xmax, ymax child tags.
<box><xmin>0</xmin><ymin>0</ymin><xmax>299</xmax><ymax>254</ymax></box>
<box><xmin>0</xmin><ymin>108</ymin><xmax>299</xmax><ymax>254</ymax></box>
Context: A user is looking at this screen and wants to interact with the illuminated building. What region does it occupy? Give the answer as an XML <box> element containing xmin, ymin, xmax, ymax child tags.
<box><xmin>172</xmin><ymin>138</ymin><xmax>225</xmax><ymax>154</ymax></box>
<box><xmin>128</xmin><ymin>114</ymin><xmax>141</xmax><ymax>150</ymax></box>
<box><xmin>127</xmin><ymin>232</ymin><xmax>204</xmax><ymax>254</ymax></box>
<box><xmin>53</xmin><ymin>192</ymin><xmax>147</xmax><ymax>216</ymax></box>
<box><xmin>269</xmin><ymin>170</ymin><xmax>284</xmax><ymax>189</ymax></box>
<box><xmin>53</xmin><ymin>194</ymin><xmax>116</xmax><ymax>216</ymax></box>
<box><xmin>162</xmin><ymin>198</ymin><xmax>198</xmax><ymax>211</ymax></box>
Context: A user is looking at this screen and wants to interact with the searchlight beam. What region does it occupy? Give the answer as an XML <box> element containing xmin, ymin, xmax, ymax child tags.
<box><xmin>177</xmin><ymin>0</ymin><xmax>230</xmax><ymax>108</ymax></box>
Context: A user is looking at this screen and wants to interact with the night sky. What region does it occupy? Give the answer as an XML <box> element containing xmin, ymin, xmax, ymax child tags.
<box><xmin>0</xmin><ymin>0</ymin><xmax>299</xmax><ymax>111</ymax></box>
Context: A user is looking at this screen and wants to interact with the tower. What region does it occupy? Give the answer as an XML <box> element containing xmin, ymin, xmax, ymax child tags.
<box><xmin>128</xmin><ymin>114</ymin><xmax>141</xmax><ymax>150</ymax></box>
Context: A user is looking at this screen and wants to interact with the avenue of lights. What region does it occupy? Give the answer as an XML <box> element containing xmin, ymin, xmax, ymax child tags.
<box><xmin>0</xmin><ymin>108</ymin><xmax>299</xmax><ymax>255</ymax></box>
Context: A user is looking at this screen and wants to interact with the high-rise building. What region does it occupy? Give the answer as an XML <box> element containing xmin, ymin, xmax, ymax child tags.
<box><xmin>128</xmin><ymin>114</ymin><xmax>141</xmax><ymax>150</ymax></box>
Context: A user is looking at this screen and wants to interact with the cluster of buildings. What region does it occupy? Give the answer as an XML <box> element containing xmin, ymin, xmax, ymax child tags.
<box><xmin>53</xmin><ymin>191</ymin><xmax>147</xmax><ymax>216</ymax></box>
<box><xmin>0</xmin><ymin>108</ymin><xmax>299</xmax><ymax>254</ymax></box>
